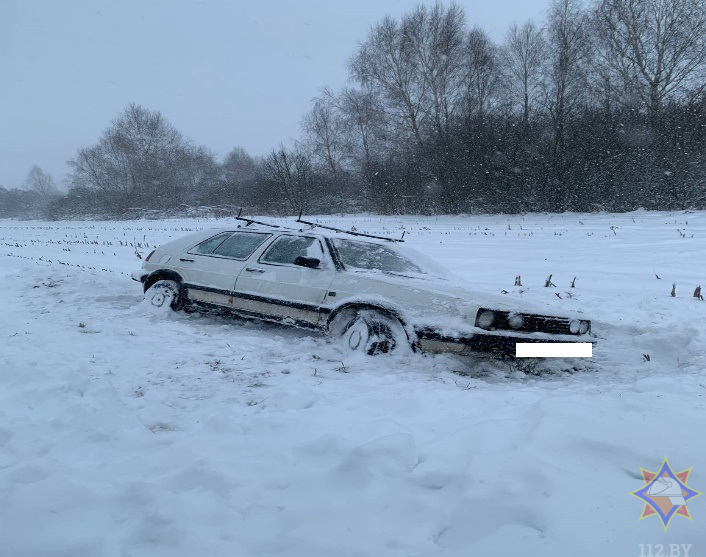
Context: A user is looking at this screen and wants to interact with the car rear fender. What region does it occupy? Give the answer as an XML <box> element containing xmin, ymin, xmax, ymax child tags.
<box><xmin>143</xmin><ymin>269</ymin><xmax>185</xmax><ymax>293</ymax></box>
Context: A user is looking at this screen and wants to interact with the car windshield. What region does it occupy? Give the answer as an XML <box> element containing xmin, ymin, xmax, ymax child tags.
<box><xmin>332</xmin><ymin>238</ymin><xmax>432</xmax><ymax>275</ymax></box>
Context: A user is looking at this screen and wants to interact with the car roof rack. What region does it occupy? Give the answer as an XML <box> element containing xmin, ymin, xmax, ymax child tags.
<box><xmin>235</xmin><ymin>208</ymin><xmax>283</xmax><ymax>229</ymax></box>
<box><xmin>296</xmin><ymin>211</ymin><xmax>405</xmax><ymax>243</ymax></box>
<box><xmin>234</xmin><ymin>209</ymin><xmax>406</xmax><ymax>242</ymax></box>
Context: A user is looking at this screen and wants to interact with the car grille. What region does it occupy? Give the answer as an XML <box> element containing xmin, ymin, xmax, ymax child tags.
<box><xmin>476</xmin><ymin>308</ymin><xmax>577</xmax><ymax>335</ymax></box>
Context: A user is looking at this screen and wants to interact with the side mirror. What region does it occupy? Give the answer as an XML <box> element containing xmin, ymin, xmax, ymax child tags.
<box><xmin>294</xmin><ymin>256</ymin><xmax>320</xmax><ymax>269</ymax></box>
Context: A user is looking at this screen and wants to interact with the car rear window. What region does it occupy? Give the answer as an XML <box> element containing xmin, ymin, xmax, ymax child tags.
<box><xmin>189</xmin><ymin>232</ymin><xmax>232</xmax><ymax>255</ymax></box>
<box><xmin>190</xmin><ymin>231</ymin><xmax>271</xmax><ymax>259</ymax></box>
<box><xmin>212</xmin><ymin>232</ymin><xmax>272</xmax><ymax>259</ymax></box>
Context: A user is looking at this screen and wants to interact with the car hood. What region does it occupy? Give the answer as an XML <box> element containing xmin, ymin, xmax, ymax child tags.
<box><xmin>345</xmin><ymin>269</ymin><xmax>582</xmax><ymax>319</ymax></box>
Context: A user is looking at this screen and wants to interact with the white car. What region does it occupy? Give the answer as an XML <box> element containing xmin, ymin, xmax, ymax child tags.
<box><xmin>132</xmin><ymin>218</ymin><xmax>593</xmax><ymax>356</ymax></box>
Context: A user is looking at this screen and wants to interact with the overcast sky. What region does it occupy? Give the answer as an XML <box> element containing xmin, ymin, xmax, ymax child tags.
<box><xmin>1</xmin><ymin>0</ymin><xmax>547</xmax><ymax>189</ymax></box>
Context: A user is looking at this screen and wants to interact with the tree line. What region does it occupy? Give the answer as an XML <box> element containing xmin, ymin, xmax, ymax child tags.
<box><xmin>4</xmin><ymin>0</ymin><xmax>706</xmax><ymax>219</ymax></box>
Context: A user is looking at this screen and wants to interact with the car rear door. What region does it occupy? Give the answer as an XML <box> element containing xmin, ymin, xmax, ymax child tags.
<box><xmin>232</xmin><ymin>234</ymin><xmax>336</xmax><ymax>326</ymax></box>
<box><xmin>179</xmin><ymin>231</ymin><xmax>273</xmax><ymax>308</ymax></box>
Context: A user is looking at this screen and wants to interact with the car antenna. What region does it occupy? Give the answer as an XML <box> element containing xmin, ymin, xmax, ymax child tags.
<box><xmin>296</xmin><ymin>210</ymin><xmax>405</xmax><ymax>242</ymax></box>
<box><xmin>235</xmin><ymin>208</ymin><xmax>282</xmax><ymax>228</ymax></box>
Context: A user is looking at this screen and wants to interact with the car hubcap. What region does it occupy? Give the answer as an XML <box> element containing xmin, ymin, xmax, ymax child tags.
<box><xmin>149</xmin><ymin>287</ymin><xmax>172</xmax><ymax>307</ymax></box>
<box><xmin>346</xmin><ymin>320</ymin><xmax>368</xmax><ymax>350</ymax></box>
<box><xmin>345</xmin><ymin>315</ymin><xmax>399</xmax><ymax>355</ymax></box>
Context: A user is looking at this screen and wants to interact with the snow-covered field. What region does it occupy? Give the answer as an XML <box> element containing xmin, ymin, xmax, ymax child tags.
<box><xmin>1</xmin><ymin>210</ymin><xmax>705</xmax><ymax>556</ymax></box>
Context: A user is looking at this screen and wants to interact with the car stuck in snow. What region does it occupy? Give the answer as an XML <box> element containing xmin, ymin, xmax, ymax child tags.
<box><xmin>132</xmin><ymin>217</ymin><xmax>593</xmax><ymax>356</ymax></box>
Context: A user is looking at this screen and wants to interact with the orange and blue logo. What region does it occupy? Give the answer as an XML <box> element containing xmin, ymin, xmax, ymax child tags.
<box><xmin>630</xmin><ymin>457</ymin><xmax>701</xmax><ymax>531</ymax></box>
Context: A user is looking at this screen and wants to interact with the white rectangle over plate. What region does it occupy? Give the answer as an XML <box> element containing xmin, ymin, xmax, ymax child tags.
<box><xmin>516</xmin><ymin>343</ymin><xmax>592</xmax><ymax>358</ymax></box>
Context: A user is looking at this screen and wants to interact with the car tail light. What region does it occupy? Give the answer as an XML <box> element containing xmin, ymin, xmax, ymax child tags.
<box><xmin>145</xmin><ymin>249</ymin><xmax>156</xmax><ymax>262</ymax></box>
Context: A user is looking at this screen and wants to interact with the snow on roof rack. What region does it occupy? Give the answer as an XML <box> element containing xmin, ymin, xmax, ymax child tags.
<box><xmin>296</xmin><ymin>211</ymin><xmax>405</xmax><ymax>243</ymax></box>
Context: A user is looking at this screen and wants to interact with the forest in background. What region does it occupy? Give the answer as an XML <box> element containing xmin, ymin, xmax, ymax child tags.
<box><xmin>3</xmin><ymin>0</ymin><xmax>706</xmax><ymax>219</ymax></box>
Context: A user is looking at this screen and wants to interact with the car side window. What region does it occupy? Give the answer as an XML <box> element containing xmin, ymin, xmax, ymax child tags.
<box><xmin>189</xmin><ymin>232</ymin><xmax>233</xmax><ymax>255</ymax></box>
<box><xmin>260</xmin><ymin>235</ymin><xmax>323</xmax><ymax>266</ymax></box>
<box><xmin>210</xmin><ymin>232</ymin><xmax>272</xmax><ymax>259</ymax></box>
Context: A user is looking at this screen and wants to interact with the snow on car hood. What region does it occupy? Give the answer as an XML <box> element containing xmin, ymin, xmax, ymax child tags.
<box><xmin>344</xmin><ymin>268</ymin><xmax>581</xmax><ymax>320</ymax></box>
<box><xmin>333</xmin><ymin>238</ymin><xmax>582</xmax><ymax>320</ymax></box>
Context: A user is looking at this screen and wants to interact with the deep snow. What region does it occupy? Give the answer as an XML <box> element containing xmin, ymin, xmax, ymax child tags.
<box><xmin>0</xmin><ymin>210</ymin><xmax>705</xmax><ymax>556</ymax></box>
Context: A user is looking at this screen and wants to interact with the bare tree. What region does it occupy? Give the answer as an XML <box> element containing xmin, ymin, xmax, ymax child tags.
<box><xmin>401</xmin><ymin>2</ymin><xmax>467</xmax><ymax>137</ymax></box>
<box><xmin>206</xmin><ymin>147</ymin><xmax>261</xmax><ymax>208</ymax></box>
<box><xmin>544</xmin><ymin>0</ymin><xmax>593</xmax><ymax>154</ymax></box>
<box><xmin>261</xmin><ymin>145</ymin><xmax>313</xmax><ymax>214</ymax></box>
<box><xmin>24</xmin><ymin>165</ymin><xmax>57</xmax><ymax>196</ymax></box>
<box><xmin>335</xmin><ymin>87</ymin><xmax>387</xmax><ymax>180</ymax></box>
<box><xmin>223</xmin><ymin>147</ymin><xmax>257</xmax><ymax>183</ymax></box>
<box><xmin>181</xmin><ymin>146</ymin><xmax>222</xmax><ymax>204</ymax></box>
<box><xmin>463</xmin><ymin>27</ymin><xmax>500</xmax><ymax>119</ymax></box>
<box><xmin>68</xmin><ymin>104</ymin><xmax>212</xmax><ymax>211</ymax></box>
<box><xmin>303</xmin><ymin>88</ymin><xmax>347</xmax><ymax>178</ymax></box>
<box><xmin>502</xmin><ymin>21</ymin><xmax>546</xmax><ymax>123</ymax></box>
<box><xmin>349</xmin><ymin>15</ymin><xmax>426</xmax><ymax>146</ymax></box>
<box><xmin>594</xmin><ymin>0</ymin><xmax>706</xmax><ymax>119</ymax></box>
<box><xmin>349</xmin><ymin>3</ymin><xmax>466</xmax><ymax>144</ymax></box>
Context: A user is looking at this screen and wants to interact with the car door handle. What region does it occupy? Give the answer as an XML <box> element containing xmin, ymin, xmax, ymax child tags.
<box><xmin>180</xmin><ymin>258</ymin><xmax>194</xmax><ymax>262</ymax></box>
<box><xmin>245</xmin><ymin>267</ymin><xmax>265</xmax><ymax>273</ymax></box>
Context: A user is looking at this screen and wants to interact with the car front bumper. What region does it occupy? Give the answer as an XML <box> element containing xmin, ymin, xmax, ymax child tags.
<box><xmin>416</xmin><ymin>329</ymin><xmax>595</xmax><ymax>357</ymax></box>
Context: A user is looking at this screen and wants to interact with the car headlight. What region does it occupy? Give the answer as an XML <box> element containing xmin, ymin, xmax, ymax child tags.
<box><xmin>569</xmin><ymin>320</ymin><xmax>581</xmax><ymax>334</ymax></box>
<box><xmin>579</xmin><ymin>320</ymin><xmax>590</xmax><ymax>334</ymax></box>
<box><xmin>476</xmin><ymin>310</ymin><xmax>496</xmax><ymax>329</ymax></box>
<box><xmin>508</xmin><ymin>314</ymin><xmax>525</xmax><ymax>330</ymax></box>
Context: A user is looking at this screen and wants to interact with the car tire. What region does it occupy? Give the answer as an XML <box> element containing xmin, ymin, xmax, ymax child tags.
<box><xmin>143</xmin><ymin>279</ymin><xmax>184</xmax><ymax>311</ymax></box>
<box><xmin>331</xmin><ymin>308</ymin><xmax>409</xmax><ymax>356</ymax></box>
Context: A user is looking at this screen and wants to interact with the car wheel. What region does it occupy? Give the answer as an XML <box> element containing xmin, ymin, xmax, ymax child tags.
<box><xmin>144</xmin><ymin>279</ymin><xmax>183</xmax><ymax>311</ymax></box>
<box><xmin>331</xmin><ymin>308</ymin><xmax>409</xmax><ymax>356</ymax></box>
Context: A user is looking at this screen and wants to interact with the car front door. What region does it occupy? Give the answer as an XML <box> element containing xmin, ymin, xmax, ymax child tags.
<box><xmin>232</xmin><ymin>234</ymin><xmax>336</xmax><ymax>326</ymax></box>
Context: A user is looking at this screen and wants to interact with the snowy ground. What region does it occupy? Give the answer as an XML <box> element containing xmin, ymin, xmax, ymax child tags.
<box><xmin>0</xmin><ymin>210</ymin><xmax>705</xmax><ymax>556</ymax></box>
